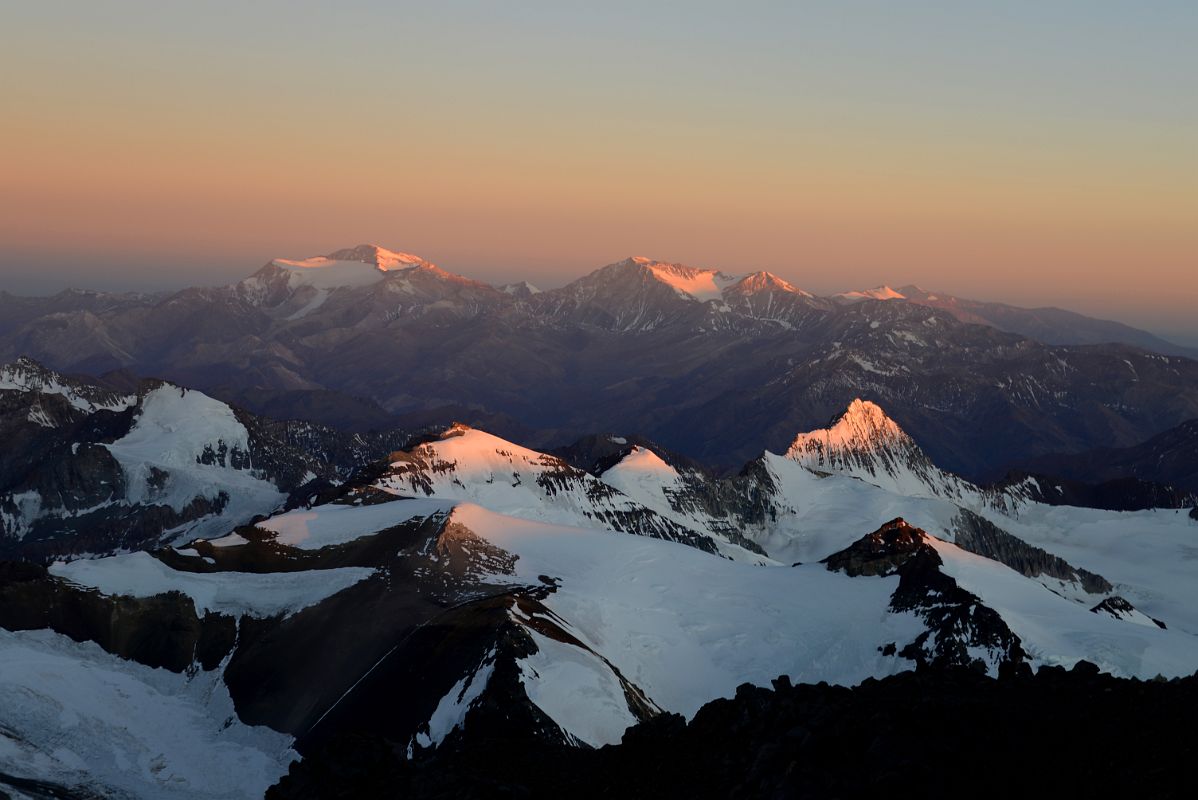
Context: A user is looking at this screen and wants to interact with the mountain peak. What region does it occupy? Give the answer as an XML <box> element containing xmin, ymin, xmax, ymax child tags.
<box><xmin>728</xmin><ymin>271</ymin><xmax>810</xmax><ymax>297</ymax></box>
<box><xmin>786</xmin><ymin>399</ymin><xmax>908</xmax><ymax>461</ymax></box>
<box><xmin>615</xmin><ymin>258</ymin><xmax>738</xmax><ymax>302</ymax></box>
<box><xmin>1</xmin><ymin>356</ymin><xmax>135</xmax><ymax>414</ymax></box>
<box><xmin>499</xmin><ymin>280</ymin><xmax>542</xmax><ymax>298</ymax></box>
<box><xmin>325</xmin><ymin>244</ymin><xmax>430</xmax><ymax>271</ymax></box>
<box><xmin>782</xmin><ymin>399</ymin><xmax>978</xmax><ymax>501</ymax></box>
<box><xmin>440</xmin><ymin>421</ymin><xmax>476</xmax><ymax>438</ymax></box>
<box><xmin>835</xmin><ymin>286</ymin><xmax>907</xmax><ymax>303</ymax></box>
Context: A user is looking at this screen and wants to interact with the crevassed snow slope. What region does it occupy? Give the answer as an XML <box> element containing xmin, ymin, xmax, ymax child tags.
<box><xmin>105</xmin><ymin>385</ymin><xmax>285</xmax><ymax>533</ymax></box>
<box><xmin>50</xmin><ymin>552</ymin><xmax>374</xmax><ymax>617</ymax></box>
<box><xmin>930</xmin><ymin>539</ymin><xmax>1198</xmax><ymax>678</ymax></box>
<box><xmin>754</xmin><ymin>453</ymin><xmax>960</xmax><ymax>563</ymax></box>
<box><xmin>972</xmin><ymin>504</ymin><xmax>1198</xmax><ymax>637</ymax></box>
<box><xmin>0</xmin><ymin>628</ymin><xmax>294</xmax><ymax>800</ymax></box>
<box><xmin>451</xmin><ymin>503</ymin><xmax>924</xmax><ymax>724</ymax></box>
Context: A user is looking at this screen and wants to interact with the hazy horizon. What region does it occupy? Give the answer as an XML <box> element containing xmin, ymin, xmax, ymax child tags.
<box><xmin>2</xmin><ymin>1</ymin><xmax>1195</xmax><ymax>342</ymax></box>
<box><xmin>3</xmin><ymin>241</ymin><xmax>1196</xmax><ymax>348</ymax></box>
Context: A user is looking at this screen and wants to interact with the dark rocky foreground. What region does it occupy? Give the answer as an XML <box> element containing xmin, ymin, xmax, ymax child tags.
<box><xmin>270</xmin><ymin>662</ymin><xmax>1197</xmax><ymax>799</ymax></box>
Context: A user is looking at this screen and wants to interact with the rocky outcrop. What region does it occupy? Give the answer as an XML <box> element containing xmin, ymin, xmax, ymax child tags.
<box><xmin>821</xmin><ymin>517</ymin><xmax>927</xmax><ymax>577</ymax></box>
<box><xmin>825</xmin><ymin>518</ymin><xmax>1025</xmax><ymax>672</ymax></box>
<box><xmin>951</xmin><ymin>508</ymin><xmax>1112</xmax><ymax>594</ymax></box>
<box><xmin>1091</xmin><ymin>596</ymin><xmax>1167</xmax><ymax>629</ymax></box>
<box><xmin>267</xmin><ymin>662</ymin><xmax>1198</xmax><ymax>799</ymax></box>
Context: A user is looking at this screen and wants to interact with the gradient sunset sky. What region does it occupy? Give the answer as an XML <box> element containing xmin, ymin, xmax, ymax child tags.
<box><xmin>2</xmin><ymin>2</ymin><xmax>1195</xmax><ymax>341</ymax></box>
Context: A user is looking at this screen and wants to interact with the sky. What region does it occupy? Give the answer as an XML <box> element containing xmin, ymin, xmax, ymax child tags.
<box><xmin>1</xmin><ymin>1</ymin><xmax>1196</xmax><ymax>342</ymax></box>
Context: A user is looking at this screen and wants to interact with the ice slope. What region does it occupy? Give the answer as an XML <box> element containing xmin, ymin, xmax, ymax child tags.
<box><xmin>451</xmin><ymin>503</ymin><xmax>924</xmax><ymax>726</ymax></box>
<box><xmin>105</xmin><ymin>384</ymin><xmax>286</xmax><ymax>535</ymax></box>
<box><xmin>594</xmin><ymin>427</ymin><xmax>1198</xmax><ymax>658</ymax></box>
<box><xmin>931</xmin><ymin>539</ymin><xmax>1198</xmax><ymax>678</ymax></box>
<box><xmin>752</xmin><ymin>448</ymin><xmax>1198</xmax><ymax>660</ymax></box>
<box><xmin>516</xmin><ymin>627</ymin><xmax>642</xmax><ymax>747</ymax></box>
<box><xmin>50</xmin><ymin>551</ymin><xmax>374</xmax><ymax>617</ymax></box>
<box><xmin>0</xmin><ymin>628</ymin><xmax>294</xmax><ymax>800</ymax></box>
<box><xmin>249</xmin><ymin>497</ymin><xmax>453</xmax><ymax>550</ymax></box>
<box><xmin>600</xmin><ymin>447</ymin><xmax>684</xmax><ymax>504</ymax></box>
<box><xmin>752</xmin><ymin>453</ymin><xmax>959</xmax><ymax>562</ymax></box>
<box><xmin>972</xmin><ymin>504</ymin><xmax>1198</xmax><ymax>637</ymax></box>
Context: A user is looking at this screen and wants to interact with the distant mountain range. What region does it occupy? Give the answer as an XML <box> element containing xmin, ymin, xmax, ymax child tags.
<box><xmin>1020</xmin><ymin>417</ymin><xmax>1198</xmax><ymax>494</ymax></box>
<box><xmin>837</xmin><ymin>284</ymin><xmax>1198</xmax><ymax>358</ymax></box>
<box><xmin>3</xmin><ymin>244</ymin><xmax>1197</xmax><ymax>482</ymax></box>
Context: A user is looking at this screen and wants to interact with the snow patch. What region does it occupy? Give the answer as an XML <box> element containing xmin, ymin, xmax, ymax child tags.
<box><xmin>646</xmin><ymin>263</ymin><xmax>738</xmax><ymax>302</ymax></box>
<box><xmin>50</xmin><ymin>552</ymin><xmax>374</xmax><ymax>618</ymax></box>
<box><xmin>518</xmin><ymin>627</ymin><xmax>639</xmax><ymax>746</ymax></box>
<box><xmin>253</xmin><ymin>498</ymin><xmax>452</xmax><ymax>550</ymax></box>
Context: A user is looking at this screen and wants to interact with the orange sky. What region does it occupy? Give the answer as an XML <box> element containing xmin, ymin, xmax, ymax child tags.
<box><xmin>1</xmin><ymin>2</ymin><xmax>1195</xmax><ymax>341</ymax></box>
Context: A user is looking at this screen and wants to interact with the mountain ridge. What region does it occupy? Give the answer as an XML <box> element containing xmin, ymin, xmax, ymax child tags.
<box><xmin>4</xmin><ymin>246</ymin><xmax>1198</xmax><ymax>480</ymax></box>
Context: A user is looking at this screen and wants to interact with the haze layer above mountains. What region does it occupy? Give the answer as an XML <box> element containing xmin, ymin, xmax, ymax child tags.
<box><xmin>2</xmin><ymin>244</ymin><xmax>1197</xmax><ymax>480</ymax></box>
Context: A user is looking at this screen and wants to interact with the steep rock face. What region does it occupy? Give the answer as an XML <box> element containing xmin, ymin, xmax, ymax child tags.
<box><xmin>951</xmin><ymin>508</ymin><xmax>1111</xmax><ymax>594</ymax></box>
<box><xmin>887</xmin><ymin>546</ymin><xmax>1025</xmax><ymax>671</ymax></box>
<box><xmin>531</xmin><ymin>257</ymin><xmax>715</xmax><ymax>332</ymax></box>
<box><xmin>0</xmin><ymin>499</ymin><xmax>661</xmax><ymax>763</ymax></box>
<box><xmin>0</xmin><ymin>561</ymin><xmax>236</xmax><ymax>671</ymax></box>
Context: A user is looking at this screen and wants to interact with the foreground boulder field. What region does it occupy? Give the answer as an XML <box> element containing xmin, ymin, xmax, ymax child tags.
<box><xmin>269</xmin><ymin>663</ymin><xmax>1198</xmax><ymax>799</ymax></box>
<box><xmin>2</xmin><ymin>359</ymin><xmax>1198</xmax><ymax>797</ymax></box>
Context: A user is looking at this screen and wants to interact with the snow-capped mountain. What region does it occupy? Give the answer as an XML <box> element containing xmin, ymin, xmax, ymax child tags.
<box><xmin>499</xmin><ymin>280</ymin><xmax>542</xmax><ymax>298</ymax></box>
<box><xmin>371</xmin><ymin>423</ymin><xmax>763</xmax><ymax>560</ymax></box>
<box><xmin>5</xmin><ymin>463</ymin><xmax>1197</xmax><ymax>796</ymax></box>
<box><xmin>4</xmin><ymin>248</ymin><xmax>1198</xmax><ymax>797</ymax></box>
<box><xmin>4</xmin><ymin>381</ymin><xmax>1198</xmax><ymax>796</ymax></box>
<box><xmin>0</xmin><ymin>358</ymin><xmax>413</xmax><ymax>558</ymax></box>
<box><xmin>833</xmin><ymin>285</ymin><xmax>907</xmax><ymax>303</ymax></box>
<box><xmin>236</xmin><ymin>244</ymin><xmax>507</xmax><ymax>324</ymax></box>
<box><xmin>782</xmin><ymin>398</ymin><xmax>976</xmax><ymax>500</ymax></box>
